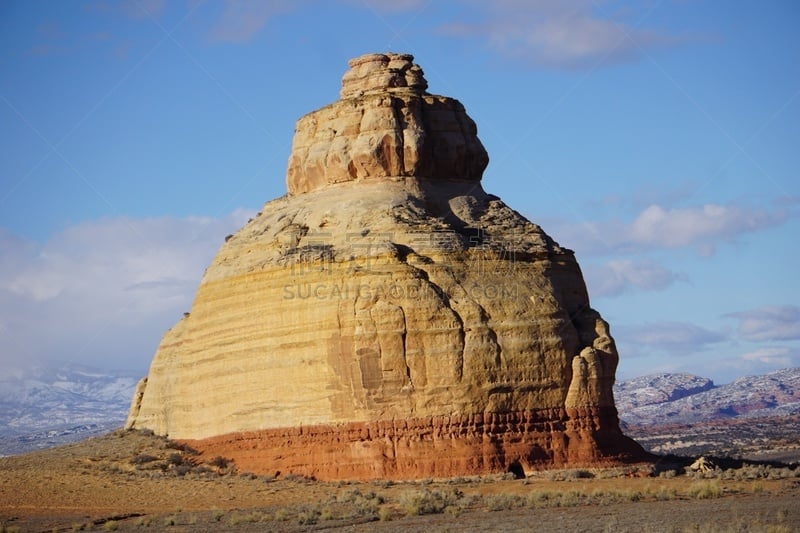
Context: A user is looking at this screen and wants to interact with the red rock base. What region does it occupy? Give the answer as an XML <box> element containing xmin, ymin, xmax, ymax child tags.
<box><xmin>181</xmin><ymin>408</ymin><xmax>650</xmax><ymax>481</ymax></box>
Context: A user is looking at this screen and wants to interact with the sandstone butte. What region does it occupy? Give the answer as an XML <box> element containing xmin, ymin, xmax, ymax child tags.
<box><xmin>126</xmin><ymin>53</ymin><xmax>649</xmax><ymax>480</ymax></box>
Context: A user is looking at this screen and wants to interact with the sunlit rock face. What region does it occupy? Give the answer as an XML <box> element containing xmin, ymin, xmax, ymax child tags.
<box><xmin>126</xmin><ymin>53</ymin><xmax>647</xmax><ymax>480</ymax></box>
<box><xmin>286</xmin><ymin>53</ymin><xmax>488</xmax><ymax>195</ymax></box>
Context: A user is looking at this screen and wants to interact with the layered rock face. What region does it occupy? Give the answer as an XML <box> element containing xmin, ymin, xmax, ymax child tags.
<box><xmin>126</xmin><ymin>53</ymin><xmax>646</xmax><ymax>479</ymax></box>
<box><xmin>286</xmin><ymin>53</ymin><xmax>488</xmax><ymax>195</ymax></box>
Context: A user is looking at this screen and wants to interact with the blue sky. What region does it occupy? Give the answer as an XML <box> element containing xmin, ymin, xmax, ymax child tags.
<box><xmin>1</xmin><ymin>0</ymin><xmax>798</xmax><ymax>384</ymax></box>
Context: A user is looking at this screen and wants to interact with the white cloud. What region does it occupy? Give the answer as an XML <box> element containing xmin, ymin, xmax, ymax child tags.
<box><xmin>440</xmin><ymin>0</ymin><xmax>679</xmax><ymax>68</ymax></box>
<box><xmin>629</xmin><ymin>204</ymin><xmax>781</xmax><ymax>250</ymax></box>
<box><xmin>740</xmin><ymin>346</ymin><xmax>797</xmax><ymax>367</ymax></box>
<box><xmin>354</xmin><ymin>0</ymin><xmax>427</xmax><ymax>13</ymax></box>
<box><xmin>548</xmin><ymin>201</ymin><xmax>787</xmax><ymax>257</ymax></box>
<box><xmin>209</xmin><ymin>0</ymin><xmax>296</xmax><ymax>43</ymax></box>
<box><xmin>720</xmin><ymin>346</ymin><xmax>800</xmax><ymax>380</ymax></box>
<box><xmin>615</xmin><ymin>321</ymin><xmax>727</xmax><ymax>357</ymax></box>
<box><xmin>0</xmin><ymin>210</ymin><xmax>254</xmax><ymax>373</ymax></box>
<box><xmin>584</xmin><ymin>258</ymin><xmax>685</xmax><ymax>298</ymax></box>
<box><xmin>727</xmin><ymin>305</ymin><xmax>800</xmax><ymax>342</ymax></box>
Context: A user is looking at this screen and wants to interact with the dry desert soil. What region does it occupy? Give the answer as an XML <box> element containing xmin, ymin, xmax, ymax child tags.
<box><xmin>1</xmin><ymin>430</ymin><xmax>799</xmax><ymax>532</ymax></box>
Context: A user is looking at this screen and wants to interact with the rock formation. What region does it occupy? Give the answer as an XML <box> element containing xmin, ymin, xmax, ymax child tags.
<box><xmin>126</xmin><ymin>53</ymin><xmax>647</xmax><ymax>479</ymax></box>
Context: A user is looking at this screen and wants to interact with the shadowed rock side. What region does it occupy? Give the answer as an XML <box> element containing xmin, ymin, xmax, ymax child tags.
<box><xmin>126</xmin><ymin>53</ymin><xmax>648</xmax><ymax>480</ymax></box>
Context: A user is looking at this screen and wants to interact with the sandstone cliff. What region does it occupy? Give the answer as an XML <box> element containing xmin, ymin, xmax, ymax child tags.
<box><xmin>126</xmin><ymin>53</ymin><xmax>647</xmax><ymax>479</ymax></box>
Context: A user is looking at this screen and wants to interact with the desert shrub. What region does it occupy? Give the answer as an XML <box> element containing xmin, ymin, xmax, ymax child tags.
<box><xmin>378</xmin><ymin>506</ymin><xmax>394</xmax><ymax>521</ymax></box>
<box><xmin>273</xmin><ymin>508</ymin><xmax>289</xmax><ymax>521</ymax></box>
<box><xmin>547</xmin><ymin>469</ymin><xmax>593</xmax><ymax>481</ymax></box>
<box><xmin>526</xmin><ymin>489</ymin><xmax>588</xmax><ymax>508</ymax></box>
<box><xmin>399</xmin><ymin>488</ymin><xmax>462</xmax><ymax>516</ymax></box>
<box><xmin>175</xmin><ymin>464</ymin><xmax>192</xmax><ymax>476</ymax></box>
<box><xmin>558</xmin><ymin>489</ymin><xmax>584</xmax><ymax>507</ymax></box>
<box><xmin>526</xmin><ymin>490</ymin><xmax>557</xmax><ymax>508</ymax></box>
<box><xmin>163</xmin><ymin>515</ymin><xmax>177</xmax><ymax>527</ymax></box>
<box><xmin>337</xmin><ymin>488</ymin><xmax>364</xmax><ymax>503</ymax></box>
<box><xmin>655</xmin><ymin>486</ymin><xmax>678</xmax><ymax>501</ymax></box>
<box><xmin>688</xmin><ymin>481</ymin><xmax>723</xmax><ymax>499</ymax></box>
<box><xmin>166</xmin><ymin>452</ymin><xmax>183</xmax><ymax>466</ymax></box>
<box><xmin>565</xmin><ymin>469</ymin><xmax>595</xmax><ymax>480</ymax></box>
<box><xmin>208</xmin><ymin>456</ymin><xmax>229</xmax><ymax>468</ymax></box>
<box><xmin>130</xmin><ymin>454</ymin><xmax>158</xmax><ymax>465</ymax></box>
<box><xmin>768</xmin><ymin>468</ymin><xmax>795</xmax><ymax>480</ymax></box>
<box><xmin>336</xmin><ymin>488</ymin><xmax>383</xmax><ymax>518</ymax></box>
<box><xmin>102</xmin><ymin>520</ymin><xmax>118</xmax><ymax>531</ymax></box>
<box><xmin>297</xmin><ymin>508</ymin><xmax>320</xmax><ymax>525</ymax></box>
<box><xmin>622</xmin><ymin>489</ymin><xmax>643</xmax><ymax>502</ymax></box>
<box><xmin>192</xmin><ymin>465</ymin><xmax>214</xmax><ymax>476</ymax></box>
<box><xmin>485</xmin><ymin>493</ymin><xmax>523</xmax><ymax>511</ymax></box>
<box><xmin>229</xmin><ymin>512</ymin><xmax>262</xmax><ymax>525</ymax></box>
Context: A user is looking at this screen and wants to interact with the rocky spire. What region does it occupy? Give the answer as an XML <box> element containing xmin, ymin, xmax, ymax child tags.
<box><xmin>286</xmin><ymin>52</ymin><xmax>489</xmax><ymax>195</ymax></box>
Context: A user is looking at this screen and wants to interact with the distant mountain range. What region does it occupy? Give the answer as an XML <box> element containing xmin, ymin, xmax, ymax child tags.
<box><xmin>1</xmin><ymin>364</ymin><xmax>798</xmax><ymax>457</ymax></box>
<box><xmin>0</xmin><ymin>364</ymin><xmax>138</xmax><ymax>456</ymax></box>
<box><xmin>614</xmin><ymin>367</ymin><xmax>800</xmax><ymax>427</ymax></box>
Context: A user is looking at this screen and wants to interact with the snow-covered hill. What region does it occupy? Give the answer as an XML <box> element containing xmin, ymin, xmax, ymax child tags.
<box><xmin>0</xmin><ymin>364</ymin><xmax>138</xmax><ymax>456</ymax></box>
<box><xmin>2</xmin><ymin>365</ymin><xmax>797</xmax><ymax>457</ymax></box>
<box><xmin>615</xmin><ymin>368</ymin><xmax>800</xmax><ymax>426</ymax></box>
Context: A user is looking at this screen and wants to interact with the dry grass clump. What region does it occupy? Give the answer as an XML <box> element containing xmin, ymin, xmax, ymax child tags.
<box><xmin>485</xmin><ymin>493</ymin><xmax>524</xmax><ymax>511</ymax></box>
<box><xmin>687</xmin><ymin>480</ymin><xmax>724</xmax><ymax>499</ymax></box>
<box><xmin>228</xmin><ymin>511</ymin><xmax>264</xmax><ymax>525</ymax></box>
<box><xmin>335</xmin><ymin>487</ymin><xmax>384</xmax><ymax>518</ymax></box>
<box><xmin>399</xmin><ymin>487</ymin><xmax>464</xmax><ymax>516</ymax></box>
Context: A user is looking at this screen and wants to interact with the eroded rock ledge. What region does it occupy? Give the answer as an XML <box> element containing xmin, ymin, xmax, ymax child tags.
<box><xmin>183</xmin><ymin>408</ymin><xmax>645</xmax><ymax>480</ymax></box>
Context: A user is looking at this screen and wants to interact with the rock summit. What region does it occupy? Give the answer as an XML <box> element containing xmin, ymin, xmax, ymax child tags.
<box><xmin>126</xmin><ymin>53</ymin><xmax>646</xmax><ymax>479</ymax></box>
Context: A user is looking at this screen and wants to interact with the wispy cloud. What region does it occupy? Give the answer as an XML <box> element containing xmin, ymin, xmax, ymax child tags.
<box><xmin>548</xmin><ymin>201</ymin><xmax>788</xmax><ymax>257</ymax></box>
<box><xmin>0</xmin><ymin>210</ymin><xmax>254</xmax><ymax>372</ymax></box>
<box><xmin>740</xmin><ymin>346</ymin><xmax>798</xmax><ymax>367</ymax></box>
<box><xmin>440</xmin><ymin>0</ymin><xmax>681</xmax><ymax>69</ymax></box>
<box><xmin>615</xmin><ymin>321</ymin><xmax>727</xmax><ymax>357</ymax></box>
<box><xmin>718</xmin><ymin>346</ymin><xmax>800</xmax><ymax>379</ymax></box>
<box><xmin>120</xmin><ymin>0</ymin><xmax>165</xmax><ymax>20</ymax></box>
<box><xmin>727</xmin><ymin>305</ymin><xmax>800</xmax><ymax>342</ymax></box>
<box><xmin>208</xmin><ymin>0</ymin><xmax>296</xmax><ymax>43</ymax></box>
<box><xmin>352</xmin><ymin>0</ymin><xmax>427</xmax><ymax>13</ymax></box>
<box><xmin>584</xmin><ymin>258</ymin><xmax>686</xmax><ymax>298</ymax></box>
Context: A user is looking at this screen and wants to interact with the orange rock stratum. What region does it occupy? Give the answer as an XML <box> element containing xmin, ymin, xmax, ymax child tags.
<box><xmin>126</xmin><ymin>52</ymin><xmax>648</xmax><ymax>479</ymax></box>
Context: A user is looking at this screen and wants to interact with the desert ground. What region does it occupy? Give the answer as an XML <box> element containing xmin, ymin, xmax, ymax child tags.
<box><xmin>1</xmin><ymin>430</ymin><xmax>798</xmax><ymax>532</ymax></box>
